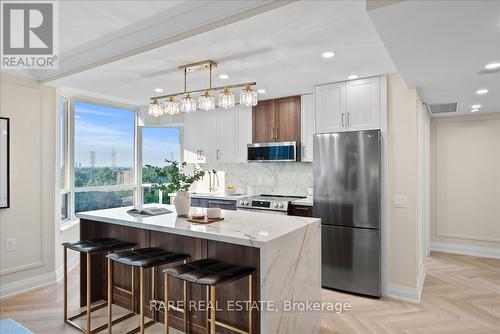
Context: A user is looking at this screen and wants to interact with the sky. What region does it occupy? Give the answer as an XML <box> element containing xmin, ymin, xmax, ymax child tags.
<box><xmin>74</xmin><ymin>102</ymin><xmax>179</xmax><ymax>168</ymax></box>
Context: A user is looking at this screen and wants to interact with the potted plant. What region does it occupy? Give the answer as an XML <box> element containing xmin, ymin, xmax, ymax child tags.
<box><xmin>148</xmin><ymin>160</ymin><xmax>211</xmax><ymax>217</ymax></box>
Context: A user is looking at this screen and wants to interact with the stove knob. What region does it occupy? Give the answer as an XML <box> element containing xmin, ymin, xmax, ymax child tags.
<box><xmin>238</xmin><ymin>200</ymin><xmax>244</xmax><ymax>205</ymax></box>
<box><xmin>272</xmin><ymin>202</ymin><xmax>278</xmax><ymax>208</ymax></box>
<box><xmin>279</xmin><ymin>203</ymin><xmax>285</xmax><ymax>208</ymax></box>
<box><xmin>244</xmin><ymin>201</ymin><xmax>249</xmax><ymax>206</ymax></box>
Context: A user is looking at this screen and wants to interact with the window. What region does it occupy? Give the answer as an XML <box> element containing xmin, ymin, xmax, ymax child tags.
<box><xmin>141</xmin><ymin>127</ymin><xmax>180</xmax><ymax>204</ymax></box>
<box><xmin>58</xmin><ymin>98</ymin><xmax>182</xmax><ymax>222</ymax></box>
<box><xmin>72</xmin><ymin>101</ymin><xmax>136</xmax><ymax>215</ymax></box>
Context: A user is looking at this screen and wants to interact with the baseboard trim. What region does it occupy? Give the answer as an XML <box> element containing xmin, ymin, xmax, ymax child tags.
<box><xmin>387</xmin><ymin>263</ymin><xmax>425</xmax><ymax>304</ymax></box>
<box><xmin>0</xmin><ymin>271</ymin><xmax>56</xmax><ymax>300</ymax></box>
<box><xmin>430</xmin><ymin>241</ymin><xmax>500</xmax><ymax>260</ymax></box>
<box><xmin>387</xmin><ymin>284</ymin><xmax>420</xmax><ymax>304</ymax></box>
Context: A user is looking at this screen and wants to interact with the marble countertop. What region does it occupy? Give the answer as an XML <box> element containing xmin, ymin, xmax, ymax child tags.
<box><xmin>77</xmin><ymin>205</ymin><xmax>319</xmax><ymax>248</ymax></box>
<box><xmin>291</xmin><ymin>197</ymin><xmax>313</xmax><ymax>206</ymax></box>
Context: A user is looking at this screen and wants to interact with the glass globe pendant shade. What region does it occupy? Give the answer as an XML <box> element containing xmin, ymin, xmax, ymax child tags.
<box><xmin>180</xmin><ymin>93</ymin><xmax>197</xmax><ymax>113</ymax></box>
<box><xmin>164</xmin><ymin>96</ymin><xmax>179</xmax><ymax>115</ymax></box>
<box><xmin>148</xmin><ymin>99</ymin><xmax>163</xmax><ymax>117</ymax></box>
<box><xmin>240</xmin><ymin>85</ymin><xmax>258</xmax><ymax>107</ymax></box>
<box><xmin>198</xmin><ymin>91</ymin><xmax>215</xmax><ymax>111</ymax></box>
<box><xmin>218</xmin><ymin>88</ymin><xmax>235</xmax><ymax>109</ymax></box>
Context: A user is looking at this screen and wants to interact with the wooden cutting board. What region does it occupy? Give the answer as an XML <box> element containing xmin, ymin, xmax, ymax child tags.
<box><xmin>187</xmin><ymin>216</ymin><xmax>224</xmax><ymax>224</ymax></box>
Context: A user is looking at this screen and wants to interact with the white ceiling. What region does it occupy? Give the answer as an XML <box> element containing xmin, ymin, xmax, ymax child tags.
<box><xmin>46</xmin><ymin>0</ymin><xmax>396</xmax><ymax>105</ymax></box>
<box><xmin>368</xmin><ymin>0</ymin><xmax>500</xmax><ymax>116</ymax></box>
<box><xmin>59</xmin><ymin>1</ymin><xmax>185</xmax><ymax>54</ymax></box>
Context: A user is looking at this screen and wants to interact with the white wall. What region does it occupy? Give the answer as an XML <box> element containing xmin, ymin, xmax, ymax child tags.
<box><xmin>0</xmin><ymin>74</ymin><xmax>57</xmax><ymax>298</ymax></box>
<box><xmin>430</xmin><ymin>113</ymin><xmax>500</xmax><ymax>259</ymax></box>
<box><xmin>386</xmin><ymin>74</ymin><xmax>429</xmax><ymax>303</ymax></box>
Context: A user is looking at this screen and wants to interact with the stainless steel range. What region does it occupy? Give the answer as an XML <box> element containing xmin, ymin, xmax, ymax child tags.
<box><xmin>237</xmin><ymin>194</ymin><xmax>305</xmax><ymax>215</ymax></box>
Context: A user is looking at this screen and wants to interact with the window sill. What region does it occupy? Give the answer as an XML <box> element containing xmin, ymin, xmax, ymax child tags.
<box><xmin>60</xmin><ymin>218</ymin><xmax>80</xmax><ymax>232</ymax></box>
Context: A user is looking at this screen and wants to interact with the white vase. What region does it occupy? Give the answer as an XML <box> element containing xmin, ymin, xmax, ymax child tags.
<box><xmin>174</xmin><ymin>191</ymin><xmax>191</xmax><ymax>217</ymax></box>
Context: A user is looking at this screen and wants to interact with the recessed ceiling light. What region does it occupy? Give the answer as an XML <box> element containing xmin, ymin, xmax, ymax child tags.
<box><xmin>219</xmin><ymin>74</ymin><xmax>229</xmax><ymax>79</ymax></box>
<box><xmin>258</xmin><ymin>89</ymin><xmax>266</xmax><ymax>94</ymax></box>
<box><xmin>476</xmin><ymin>89</ymin><xmax>489</xmax><ymax>95</ymax></box>
<box><xmin>322</xmin><ymin>51</ymin><xmax>336</xmax><ymax>59</ymax></box>
<box><xmin>471</xmin><ymin>109</ymin><xmax>479</xmax><ymax>113</ymax></box>
<box><xmin>154</xmin><ymin>88</ymin><xmax>163</xmax><ymax>93</ymax></box>
<box><xmin>485</xmin><ymin>62</ymin><xmax>500</xmax><ymax>70</ymax></box>
<box><xmin>471</xmin><ymin>104</ymin><xmax>482</xmax><ymax>109</ymax></box>
<box><xmin>348</xmin><ymin>74</ymin><xmax>359</xmax><ymax>80</ymax></box>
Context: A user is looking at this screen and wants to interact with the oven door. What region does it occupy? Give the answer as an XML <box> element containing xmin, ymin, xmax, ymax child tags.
<box><xmin>247</xmin><ymin>141</ymin><xmax>297</xmax><ymax>162</ymax></box>
<box><xmin>236</xmin><ymin>207</ymin><xmax>288</xmax><ymax>215</ymax></box>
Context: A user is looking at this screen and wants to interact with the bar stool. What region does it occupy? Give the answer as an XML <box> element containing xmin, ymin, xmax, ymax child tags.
<box><xmin>62</xmin><ymin>238</ymin><xmax>136</xmax><ymax>334</ymax></box>
<box><xmin>164</xmin><ymin>258</ymin><xmax>254</xmax><ymax>334</ymax></box>
<box><xmin>106</xmin><ymin>248</ymin><xmax>190</xmax><ymax>334</ymax></box>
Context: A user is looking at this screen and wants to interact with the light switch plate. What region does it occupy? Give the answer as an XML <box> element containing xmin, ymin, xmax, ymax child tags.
<box><xmin>394</xmin><ymin>195</ymin><xmax>408</xmax><ymax>208</ymax></box>
<box><xmin>6</xmin><ymin>238</ymin><xmax>16</xmax><ymax>252</ymax></box>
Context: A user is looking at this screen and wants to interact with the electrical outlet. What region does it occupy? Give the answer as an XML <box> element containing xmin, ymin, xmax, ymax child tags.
<box><xmin>394</xmin><ymin>195</ymin><xmax>408</xmax><ymax>208</ymax></box>
<box><xmin>6</xmin><ymin>238</ymin><xmax>16</xmax><ymax>252</ymax></box>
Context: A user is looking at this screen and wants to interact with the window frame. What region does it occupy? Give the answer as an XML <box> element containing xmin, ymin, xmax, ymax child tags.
<box><xmin>64</xmin><ymin>98</ymin><xmax>139</xmax><ymax>220</ymax></box>
<box><xmin>60</xmin><ymin>97</ymin><xmax>71</xmax><ymax>223</ymax></box>
<box><xmin>60</xmin><ymin>97</ymin><xmax>184</xmax><ymax>222</ymax></box>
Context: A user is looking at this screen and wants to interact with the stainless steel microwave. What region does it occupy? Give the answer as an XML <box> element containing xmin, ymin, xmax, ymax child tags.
<box><xmin>247</xmin><ymin>141</ymin><xmax>298</xmax><ymax>162</ymax></box>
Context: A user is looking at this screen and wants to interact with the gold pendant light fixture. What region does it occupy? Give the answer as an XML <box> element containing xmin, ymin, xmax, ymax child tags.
<box><xmin>148</xmin><ymin>60</ymin><xmax>257</xmax><ymax>116</ymax></box>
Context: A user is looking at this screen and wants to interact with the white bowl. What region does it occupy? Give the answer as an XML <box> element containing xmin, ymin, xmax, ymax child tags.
<box><xmin>225</xmin><ymin>188</ymin><xmax>236</xmax><ymax>196</ymax></box>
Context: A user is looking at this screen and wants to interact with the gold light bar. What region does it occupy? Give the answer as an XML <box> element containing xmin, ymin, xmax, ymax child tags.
<box><xmin>150</xmin><ymin>81</ymin><xmax>256</xmax><ymax>100</ymax></box>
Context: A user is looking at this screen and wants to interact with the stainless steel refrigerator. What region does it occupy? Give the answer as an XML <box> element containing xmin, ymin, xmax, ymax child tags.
<box><xmin>313</xmin><ymin>130</ymin><xmax>381</xmax><ymax>297</ymax></box>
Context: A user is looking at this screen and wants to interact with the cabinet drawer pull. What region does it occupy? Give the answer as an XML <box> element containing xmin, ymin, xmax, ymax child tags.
<box><xmin>341</xmin><ymin>113</ymin><xmax>345</xmax><ymax>127</ymax></box>
<box><xmin>347</xmin><ymin>112</ymin><xmax>351</xmax><ymax>127</ymax></box>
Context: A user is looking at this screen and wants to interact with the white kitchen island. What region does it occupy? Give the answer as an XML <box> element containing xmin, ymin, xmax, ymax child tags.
<box><xmin>77</xmin><ymin>205</ymin><xmax>321</xmax><ymax>334</ymax></box>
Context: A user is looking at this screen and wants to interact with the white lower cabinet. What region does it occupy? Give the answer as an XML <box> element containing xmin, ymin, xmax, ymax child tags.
<box><xmin>184</xmin><ymin>106</ymin><xmax>252</xmax><ymax>164</ymax></box>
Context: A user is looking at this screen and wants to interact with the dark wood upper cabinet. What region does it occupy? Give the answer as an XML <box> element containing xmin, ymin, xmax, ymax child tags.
<box><xmin>252</xmin><ymin>99</ymin><xmax>276</xmax><ymax>143</ymax></box>
<box><xmin>252</xmin><ymin>96</ymin><xmax>301</xmax><ymax>143</ymax></box>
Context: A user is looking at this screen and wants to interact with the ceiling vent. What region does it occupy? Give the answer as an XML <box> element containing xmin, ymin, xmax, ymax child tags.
<box><xmin>425</xmin><ymin>103</ymin><xmax>458</xmax><ymax>114</ymax></box>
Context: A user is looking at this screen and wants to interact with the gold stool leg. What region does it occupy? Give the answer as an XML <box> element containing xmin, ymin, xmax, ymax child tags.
<box><xmin>248</xmin><ymin>274</ymin><xmax>253</xmax><ymax>334</ymax></box>
<box><xmin>210</xmin><ymin>286</ymin><xmax>216</xmax><ymax>334</ymax></box>
<box><xmin>86</xmin><ymin>253</ymin><xmax>91</xmax><ymax>334</ymax></box>
<box><xmin>205</xmin><ymin>286</ymin><xmax>209</xmax><ymax>334</ymax></box>
<box><xmin>164</xmin><ymin>275</ymin><xmax>169</xmax><ymax>334</ymax></box>
<box><xmin>183</xmin><ymin>281</ymin><xmax>188</xmax><ymax>333</ymax></box>
<box><xmin>140</xmin><ymin>267</ymin><xmax>145</xmax><ymax>334</ymax></box>
<box><xmin>131</xmin><ymin>266</ymin><xmax>135</xmax><ymax>313</ymax></box>
<box><xmin>63</xmin><ymin>246</ymin><xmax>68</xmax><ymax>322</ymax></box>
<box><xmin>151</xmin><ymin>267</ymin><xmax>156</xmax><ymax>322</ymax></box>
<box><xmin>107</xmin><ymin>258</ymin><xmax>113</xmax><ymax>334</ymax></box>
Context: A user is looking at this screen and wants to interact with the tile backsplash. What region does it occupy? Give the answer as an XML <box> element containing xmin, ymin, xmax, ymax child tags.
<box><xmin>193</xmin><ymin>162</ymin><xmax>313</xmax><ymax>196</ymax></box>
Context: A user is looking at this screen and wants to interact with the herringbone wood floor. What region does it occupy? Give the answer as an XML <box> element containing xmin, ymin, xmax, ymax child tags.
<box><xmin>0</xmin><ymin>252</ymin><xmax>499</xmax><ymax>333</ymax></box>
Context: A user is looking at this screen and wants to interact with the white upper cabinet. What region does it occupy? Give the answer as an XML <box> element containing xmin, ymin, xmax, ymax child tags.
<box><xmin>217</xmin><ymin>108</ymin><xmax>237</xmax><ymax>163</ymax></box>
<box><xmin>236</xmin><ymin>106</ymin><xmax>252</xmax><ymax>163</ymax></box>
<box><xmin>314</xmin><ymin>76</ymin><xmax>383</xmax><ymax>133</ymax></box>
<box><xmin>202</xmin><ymin>110</ymin><xmax>218</xmax><ymax>163</ymax></box>
<box><xmin>315</xmin><ymin>82</ymin><xmax>346</xmax><ymax>133</ymax></box>
<box><xmin>345</xmin><ymin>77</ymin><xmax>380</xmax><ymax>131</ymax></box>
<box><xmin>301</xmin><ymin>94</ymin><xmax>315</xmax><ymax>162</ymax></box>
<box><xmin>184</xmin><ymin>111</ymin><xmax>205</xmax><ymax>163</ymax></box>
<box><xmin>184</xmin><ymin>106</ymin><xmax>252</xmax><ymax>164</ymax></box>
